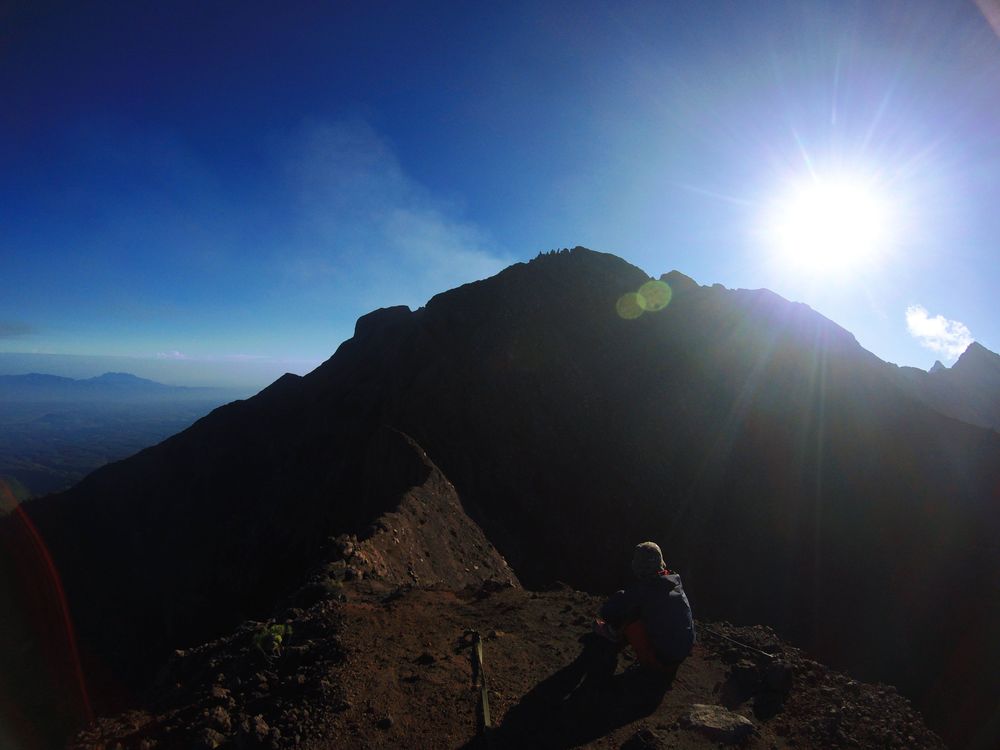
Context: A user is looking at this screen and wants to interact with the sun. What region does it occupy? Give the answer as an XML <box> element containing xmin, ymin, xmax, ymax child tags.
<box><xmin>766</xmin><ymin>175</ymin><xmax>893</xmax><ymax>274</ymax></box>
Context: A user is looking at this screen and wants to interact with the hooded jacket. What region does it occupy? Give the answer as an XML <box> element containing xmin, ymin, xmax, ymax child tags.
<box><xmin>599</xmin><ymin>569</ymin><xmax>695</xmax><ymax>662</ymax></box>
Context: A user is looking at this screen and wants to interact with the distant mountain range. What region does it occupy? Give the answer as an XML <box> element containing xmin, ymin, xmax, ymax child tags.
<box><xmin>897</xmin><ymin>341</ymin><xmax>1000</xmax><ymax>432</ymax></box>
<box><xmin>0</xmin><ymin>371</ymin><xmax>232</xmax><ymax>402</ymax></box>
<box><xmin>0</xmin><ymin>373</ymin><xmax>247</xmax><ymax>498</ymax></box>
<box><xmin>2</xmin><ymin>248</ymin><xmax>998</xmax><ymax>749</ymax></box>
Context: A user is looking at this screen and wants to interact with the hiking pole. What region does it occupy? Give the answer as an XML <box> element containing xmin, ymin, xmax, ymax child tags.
<box><xmin>701</xmin><ymin>627</ymin><xmax>777</xmax><ymax>661</ymax></box>
<box><xmin>465</xmin><ymin>629</ymin><xmax>492</xmax><ymax>732</ymax></box>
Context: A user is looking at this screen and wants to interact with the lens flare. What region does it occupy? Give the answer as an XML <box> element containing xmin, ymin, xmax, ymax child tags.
<box><xmin>617</xmin><ymin>280</ymin><xmax>674</xmax><ymax>319</ymax></box>
<box><xmin>639</xmin><ymin>280</ymin><xmax>672</xmax><ymax>311</ymax></box>
<box><xmin>1</xmin><ymin>480</ymin><xmax>93</xmax><ymax>726</ymax></box>
<box><xmin>616</xmin><ymin>292</ymin><xmax>645</xmax><ymax>319</ymax></box>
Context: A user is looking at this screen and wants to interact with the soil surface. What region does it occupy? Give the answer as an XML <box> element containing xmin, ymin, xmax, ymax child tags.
<box><xmin>71</xmin><ymin>577</ymin><xmax>945</xmax><ymax>749</ymax></box>
<box><xmin>68</xmin><ymin>429</ymin><xmax>946</xmax><ymax>749</ymax></box>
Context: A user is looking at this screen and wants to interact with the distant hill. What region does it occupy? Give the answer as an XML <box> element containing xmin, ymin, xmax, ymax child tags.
<box><xmin>0</xmin><ymin>373</ymin><xmax>247</xmax><ymax>497</ymax></box>
<box><xmin>3</xmin><ymin>248</ymin><xmax>998</xmax><ymax>749</ymax></box>
<box><xmin>0</xmin><ymin>371</ymin><xmax>230</xmax><ymax>402</ymax></box>
<box><xmin>897</xmin><ymin>341</ymin><xmax>1000</xmax><ymax>432</ymax></box>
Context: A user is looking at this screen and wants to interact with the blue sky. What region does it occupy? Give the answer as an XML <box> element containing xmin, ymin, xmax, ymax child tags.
<box><xmin>2</xmin><ymin>1</ymin><xmax>999</xmax><ymax>388</ymax></box>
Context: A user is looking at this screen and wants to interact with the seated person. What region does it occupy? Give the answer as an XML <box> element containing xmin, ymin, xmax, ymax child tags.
<box><xmin>594</xmin><ymin>541</ymin><xmax>695</xmax><ymax>675</ymax></box>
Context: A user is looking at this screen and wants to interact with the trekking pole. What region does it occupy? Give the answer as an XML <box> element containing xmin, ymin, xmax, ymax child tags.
<box><xmin>701</xmin><ymin>627</ymin><xmax>777</xmax><ymax>660</ymax></box>
<box><xmin>465</xmin><ymin>629</ymin><xmax>492</xmax><ymax>732</ymax></box>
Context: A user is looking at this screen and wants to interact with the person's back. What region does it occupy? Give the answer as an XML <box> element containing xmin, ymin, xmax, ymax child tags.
<box><xmin>597</xmin><ymin>542</ymin><xmax>695</xmax><ymax>669</ymax></box>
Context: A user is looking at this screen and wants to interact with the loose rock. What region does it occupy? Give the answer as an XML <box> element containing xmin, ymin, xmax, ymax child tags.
<box><xmin>684</xmin><ymin>703</ymin><xmax>755</xmax><ymax>744</ymax></box>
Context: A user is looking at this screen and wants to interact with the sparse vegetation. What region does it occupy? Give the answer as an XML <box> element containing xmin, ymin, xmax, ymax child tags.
<box><xmin>253</xmin><ymin>623</ymin><xmax>293</xmax><ymax>659</ymax></box>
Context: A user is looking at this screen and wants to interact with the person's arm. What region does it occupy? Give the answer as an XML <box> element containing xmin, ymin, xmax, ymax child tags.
<box><xmin>599</xmin><ymin>585</ymin><xmax>641</xmax><ymax>627</ymax></box>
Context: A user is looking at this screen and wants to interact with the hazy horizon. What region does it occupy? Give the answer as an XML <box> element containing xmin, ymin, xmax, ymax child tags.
<box><xmin>1</xmin><ymin>254</ymin><xmax>992</xmax><ymax>391</ymax></box>
<box><xmin>0</xmin><ymin>351</ymin><xmax>302</xmax><ymax>392</ymax></box>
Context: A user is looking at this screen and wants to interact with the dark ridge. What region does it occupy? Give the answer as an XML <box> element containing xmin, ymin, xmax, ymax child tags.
<box><xmin>660</xmin><ymin>269</ymin><xmax>698</xmax><ymax>292</ymax></box>
<box><xmin>3</xmin><ymin>247</ymin><xmax>998</xmax><ymax>748</ymax></box>
<box><xmin>952</xmin><ymin>340</ymin><xmax>1000</xmax><ymax>375</ymax></box>
<box><xmin>898</xmin><ymin>341</ymin><xmax>1000</xmax><ymax>432</ymax></box>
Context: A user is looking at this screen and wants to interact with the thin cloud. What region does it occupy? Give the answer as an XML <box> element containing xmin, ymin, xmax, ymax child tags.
<box><xmin>905</xmin><ymin>305</ymin><xmax>974</xmax><ymax>361</ymax></box>
<box><xmin>155</xmin><ymin>351</ymin><xmax>301</xmax><ymax>364</ymax></box>
<box><xmin>282</xmin><ymin>120</ymin><xmax>511</xmax><ymax>308</ymax></box>
<box><xmin>0</xmin><ymin>321</ymin><xmax>36</xmax><ymax>338</ymax></box>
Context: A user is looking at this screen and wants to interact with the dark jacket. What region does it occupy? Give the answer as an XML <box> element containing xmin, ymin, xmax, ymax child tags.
<box><xmin>599</xmin><ymin>569</ymin><xmax>695</xmax><ymax>662</ymax></box>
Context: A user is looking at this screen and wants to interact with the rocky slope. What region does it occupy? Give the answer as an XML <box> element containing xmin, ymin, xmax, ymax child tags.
<box><xmin>3</xmin><ymin>248</ymin><xmax>999</xmax><ymax>748</ymax></box>
<box><xmin>70</xmin><ymin>444</ymin><xmax>945</xmax><ymax>750</ymax></box>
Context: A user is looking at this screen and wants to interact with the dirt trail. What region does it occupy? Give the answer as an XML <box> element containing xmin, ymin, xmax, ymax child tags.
<box><xmin>73</xmin><ymin>578</ymin><xmax>945</xmax><ymax>749</ymax></box>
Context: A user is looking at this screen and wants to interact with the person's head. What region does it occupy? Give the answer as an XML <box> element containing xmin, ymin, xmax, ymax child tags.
<box><xmin>631</xmin><ymin>541</ymin><xmax>666</xmax><ymax>578</ymax></box>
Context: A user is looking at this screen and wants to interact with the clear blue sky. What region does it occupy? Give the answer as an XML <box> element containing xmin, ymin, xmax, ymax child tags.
<box><xmin>3</xmin><ymin>1</ymin><xmax>998</xmax><ymax>387</ymax></box>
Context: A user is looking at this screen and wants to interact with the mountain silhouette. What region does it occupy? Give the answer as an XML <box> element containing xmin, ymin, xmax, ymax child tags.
<box><xmin>2</xmin><ymin>248</ymin><xmax>998</xmax><ymax>748</ymax></box>
<box><xmin>898</xmin><ymin>341</ymin><xmax>1000</xmax><ymax>432</ymax></box>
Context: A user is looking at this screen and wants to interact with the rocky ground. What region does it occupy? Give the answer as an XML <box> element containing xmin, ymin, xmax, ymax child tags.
<box><xmin>66</xmin><ymin>434</ymin><xmax>946</xmax><ymax>749</ymax></box>
<box><xmin>71</xmin><ymin>575</ymin><xmax>945</xmax><ymax>749</ymax></box>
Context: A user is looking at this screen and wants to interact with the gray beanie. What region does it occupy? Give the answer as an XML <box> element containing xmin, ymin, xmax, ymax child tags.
<box><xmin>632</xmin><ymin>541</ymin><xmax>666</xmax><ymax>578</ymax></box>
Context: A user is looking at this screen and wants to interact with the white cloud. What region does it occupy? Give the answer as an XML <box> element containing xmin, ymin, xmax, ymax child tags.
<box><xmin>905</xmin><ymin>305</ymin><xmax>974</xmax><ymax>361</ymax></box>
<box><xmin>156</xmin><ymin>350</ymin><xmax>189</xmax><ymax>360</ymax></box>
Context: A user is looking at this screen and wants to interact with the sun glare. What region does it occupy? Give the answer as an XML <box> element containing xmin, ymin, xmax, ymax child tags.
<box><xmin>766</xmin><ymin>176</ymin><xmax>892</xmax><ymax>274</ymax></box>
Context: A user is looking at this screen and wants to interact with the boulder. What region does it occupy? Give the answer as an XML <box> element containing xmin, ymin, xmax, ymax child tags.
<box><xmin>683</xmin><ymin>703</ymin><xmax>755</xmax><ymax>743</ymax></box>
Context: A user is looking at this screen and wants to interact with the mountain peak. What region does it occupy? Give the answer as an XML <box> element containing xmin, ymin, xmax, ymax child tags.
<box><xmin>929</xmin><ymin>360</ymin><xmax>947</xmax><ymax>374</ymax></box>
<box><xmin>952</xmin><ymin>340</ymin><xmax>1000</xmax><ymax>376</ymax></box>
<box><xmin>660</xmin><ymin>269</ymin><xmax>699</xmax><ymax>292</ymax></box>
<box><xmin>5</xmin><ymin>249</ymin><xmax>998</xmax><ymax>749</ymax></box>
<box><xmin>81</xmin><ymin>372</ymin><xmax>173</xmax><ymax>390</ymax></box>
<box><xmin>90</xmin><ymin>371</ymin><xmax>149</xmax><ymax>383</ymax></box>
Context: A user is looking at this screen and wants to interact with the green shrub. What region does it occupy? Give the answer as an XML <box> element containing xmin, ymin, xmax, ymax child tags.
<box><xmin>252</xmin><ymin>623</ymin><xmax>293</xmax><ymax>658</ymax></box>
